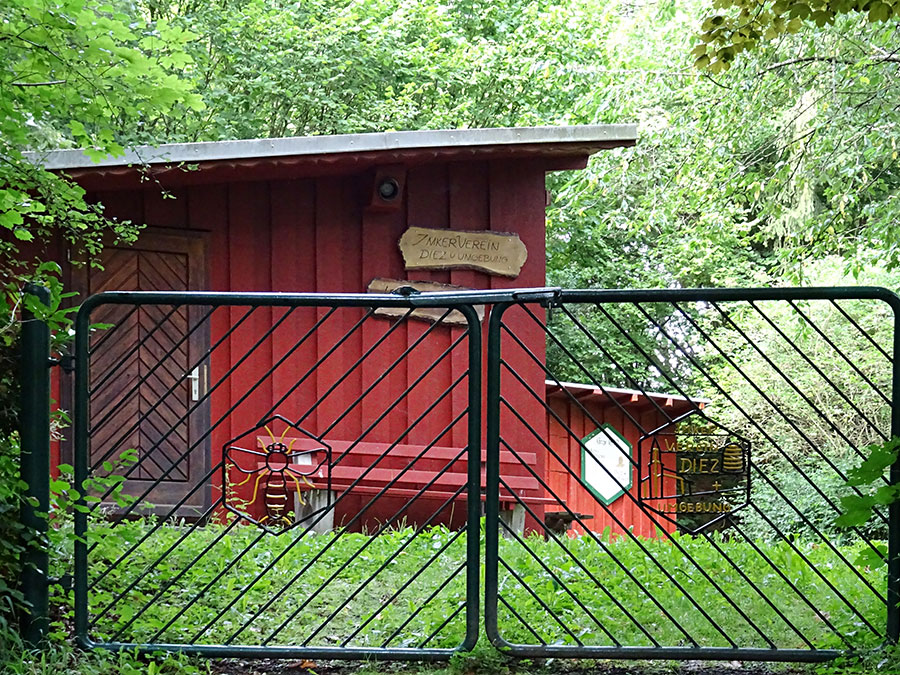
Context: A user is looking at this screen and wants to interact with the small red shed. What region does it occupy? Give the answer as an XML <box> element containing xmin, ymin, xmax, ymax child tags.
<box><xmin>35</xmin><ymin>126</ymin><xmax>642</xmax><ymax>532</ymax></box>
<box><xmin>545</xmin><ymin>381</ymin><xmax>706</xmax><ymax>538</ymax></box>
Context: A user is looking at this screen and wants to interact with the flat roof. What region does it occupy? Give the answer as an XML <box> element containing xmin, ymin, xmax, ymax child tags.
<box><xmin>29</xmin><ymin>124</ymin><xmax>637</xmax><ymax>171</ymax></box>
<box><xmin>546</xmin><ymin>380</ymin><xmax>710</xmax><ymax>408</ymax></box>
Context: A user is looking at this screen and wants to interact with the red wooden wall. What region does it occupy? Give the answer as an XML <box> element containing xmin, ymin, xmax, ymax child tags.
<box><xmin>71</xmin><ymin>158</ymin><xmax>550</xmax><ymax>530</ymax></box>
<box><xmin>546</xmin><ymin>385</ymin><xmax>697</xmax><ymax>539</ymax></box>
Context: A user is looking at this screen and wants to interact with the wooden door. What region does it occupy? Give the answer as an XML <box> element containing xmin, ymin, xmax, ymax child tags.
<box><xmin>80</xmin><ymin>230</ymin><xmax>209</xmax><ymax>514</ymax></box>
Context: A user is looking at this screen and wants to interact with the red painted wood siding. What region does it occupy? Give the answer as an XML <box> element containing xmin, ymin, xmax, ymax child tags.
<box><xmin>546</xmin><ymin>394</ymin><xmax>680</xmax><ymax>539</ymax></box>
<box><xmin>83</xmin><ymin>159</ymin><xmax>550</xmax><ymax>529</ymax></box>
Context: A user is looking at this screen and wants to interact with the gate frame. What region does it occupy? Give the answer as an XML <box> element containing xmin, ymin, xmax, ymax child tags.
<box><xmin>18</xmin><ymin>285</ymin><xmax>900</xmax><ymax>660</ymax></box>
<box><xmin>483</xmin><ymin>286</ymin><xmax>900</xmax><ymax>662</ymax></box>
<box><xmin>72</xmin><ymin>289</ymin><xmax>495</xmax><ymax>660</ymax></box>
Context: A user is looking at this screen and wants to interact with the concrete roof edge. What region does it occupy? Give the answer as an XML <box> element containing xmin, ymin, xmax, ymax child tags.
<box><xmin>26</xmin><ymin>125</ymin><xmax>638</xmax><ymax>171</ymax></box>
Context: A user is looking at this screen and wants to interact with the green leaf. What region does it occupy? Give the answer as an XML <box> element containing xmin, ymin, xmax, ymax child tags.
<box><xmin>846</xmin><ymin>438</ymin><xmax>900</xmax><ymax>486</ymax></box>
<box><xmin>854</xmin><ymin>543</ymin><xmax>887</xmax><ymax>568</ymax></box>
<box><xmin>49</xmin><ymin>479</ymin><xmax>70</xmax><ymax>493</ymax></box>
<box><xmin>868</xmin><ymin>1</ymin><xmax>893</xmax><ymax>20</ymax></box>
<box><xmin>835</xmin><ymin>493</ymin><xmax>877</xmax><ymax>527</ymax></box>
<box><xmin>788</xmin><ymin>3</ymin><xmax>811</xmax><ymax>18</ymax></box>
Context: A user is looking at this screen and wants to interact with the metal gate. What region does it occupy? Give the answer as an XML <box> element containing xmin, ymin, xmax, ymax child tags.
<box><xmin>484</xmin><ymin>288</ymin><xmax>900</xmax><ymax>661</ymax></box>
<box><xmin>59</xmin><ymin>286</ymin><xmax>900</xmax><ymax>661</ymax></box>
<box><xmin>73</xmin><ymin>290</ymin><xmax>486</xmax><ymax>659</ymax></box>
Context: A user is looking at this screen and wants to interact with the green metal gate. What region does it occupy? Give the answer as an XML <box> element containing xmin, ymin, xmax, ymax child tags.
<box><xmin>72</xmin><ymin>289</ymin><xmax>488</xmax><ymax>659</ymax></box>
<box><xmin>484</xmin><ymin>288</ymin><xmax>900</xmax><ymax>662</ymax></box>
<box><xmin>33</xmin><ymin>285</ymin><xmax>897</xmax><ymax>660</ymax></box>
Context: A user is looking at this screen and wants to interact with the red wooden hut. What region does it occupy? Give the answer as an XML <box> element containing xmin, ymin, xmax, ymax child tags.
<box><xmin>545</xmin><ymin>381</ymin><xmax>706</xmax><ymax>538</ymax></box>
<box><xmin>33</xmin><ymin>125</ymin><xmax>673</xmax><ymax>534</ymax></box>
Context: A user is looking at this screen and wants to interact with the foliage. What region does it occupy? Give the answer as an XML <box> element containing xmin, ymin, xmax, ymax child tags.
<box><xmin>830</xmin><ymin>436</ymin><xmax>900</xmax><ymax>569</ymax></box>
<box><xmin>0</xmin><ymin>0</ymin><xmax>202</xmax><ymax>281</ymax></box>
<box><xmin>128</xmin><ymin>0</ymin><xmax>616</xmax><ymax>141</ymax></box>
<box><xmin>6</xmin><ymin>0</ymin><xmax>899</xmax><ymax>298</ymax></box>
<box><xmin>1</xmin><ymin>0</ymin><xmax>899</xmax><ymax>668</ymax></box>
<box><xmin>739</xmin><ymin>451</ymin><xmax>888</xmax><ymax>543</ymax></box>
<box><xmin>0</xmin><ymin>634</ymin><xmax>209</xmax><ymax>675</ymax></box>
<box><xmin>695</xmin><ymin>0</ymin><xmax>900</xmax><ymax>72</ymax></box>
<box><xmin>538</xmin><ymin>2</ymin><xmax>899</xmax><ymax>293</ymax></box>
<box><xmin>694</xmin><ymin>260</ymin><xmax>898</xmax><ymax>543</ymax></box>
<box><xmin>31</xmin><ymin>444</ymin><xmax>887</xmax><ymax>656</ymax></box>
<box><xmin>49</xmin><ymin>513</ymin><xmax>885</xmax><ymax>651</ymax></box>
<box><xmin>0</xmin><ymin>273</ymin><xmax>79</xmax><ymax>642</ymax></box>
<box><xmin>1</xmin><ymin>0</ymin><xmax>200</xmax><ymax>644</ymax></box>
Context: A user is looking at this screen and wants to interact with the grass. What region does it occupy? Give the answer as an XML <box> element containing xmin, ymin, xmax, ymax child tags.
<box><xmin>58</xmin><ymin>515</ymin><xmax>886</xmax><ymax>655</ymax></box>
<box><xmin>494</xmin><ymin>531</ymin><xmax>883</xmax><ymax>650</ymax></box>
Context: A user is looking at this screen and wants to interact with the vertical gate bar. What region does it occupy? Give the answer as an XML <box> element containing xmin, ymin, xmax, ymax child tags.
<box><xmin>73</xmin><ymin>298</ymin><xmax>93</xmax><ymax>648</ymax></box>
<box><xmin>19</xmin><ymin>283</ymin><xmax>51</xmax><ymax>648</ymax></box>
<box><xmin>888</xmin><ymin>297</ymin><xmax>900</xmax><ymax>642</ymax></box>
<box><xmin>463</xmin><ymin>304</ymin><xmax>482</xmax><ymax>651</ymax></box>
<box><xmin>484</xmin><ymin>302</ymin><xmax>507</xmax><ymax>645</ymax></box>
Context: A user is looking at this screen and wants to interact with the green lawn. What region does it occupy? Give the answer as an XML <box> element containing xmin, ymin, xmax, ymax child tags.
<box><xmin>69</xmin><ymin>518</ymin><xmax>885</xmax><ymax>654</ymax></box>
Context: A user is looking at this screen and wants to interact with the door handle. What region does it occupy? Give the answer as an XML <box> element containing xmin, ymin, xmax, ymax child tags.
<box><xmin>188</xmin><ymin>367</ymin><xmax>200</xmax><ymax>401</ymax></box>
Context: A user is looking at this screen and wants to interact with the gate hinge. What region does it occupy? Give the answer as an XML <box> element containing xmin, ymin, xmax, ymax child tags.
<box><xmin>49</xmin><ymin>354</ymin><xmax>75</xmax><ymax>373</ymax></box>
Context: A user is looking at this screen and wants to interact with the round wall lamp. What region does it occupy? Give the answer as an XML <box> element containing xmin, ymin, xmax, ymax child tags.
<box><xmin>377</xmin><ymin>177</ymin><xmax>400</xmax><ymax>201</ymax></box>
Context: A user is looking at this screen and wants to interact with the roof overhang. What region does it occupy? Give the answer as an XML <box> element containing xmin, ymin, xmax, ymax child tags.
<box><xmin>25</xmin><ymin>125</ymin><xmax>637</xmax><ymax>190</ymax></box>
<box><xmin>545</xmin><ymin>380</ymin><xmax>709</xmax><ymax>418</ymax></box>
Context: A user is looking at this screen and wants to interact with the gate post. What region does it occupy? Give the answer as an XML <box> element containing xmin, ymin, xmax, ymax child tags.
<box><xmin>888</xmin><ymin>304</ymin><xmax>900</xmax><ymax>643</ymax></box>
<box><xmin>19</xmin><ymin>283</ymin><xmax>51</xmax><ymax>648</ymax></box>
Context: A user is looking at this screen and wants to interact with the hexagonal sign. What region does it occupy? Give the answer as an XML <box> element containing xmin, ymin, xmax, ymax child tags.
<box><xmin>637</xmin><ymin>415</ymin><xmax>751</xmax><ymax>535</ymax></box>
<box><xmin>581</xmin><ymin>424</ymin><xmax>633</xmax><ymax>505</ymax></box>
<box><xmin>223</xmin><ymin>415</ymin><xmax>330</xmax><ymax>534</ymax></box>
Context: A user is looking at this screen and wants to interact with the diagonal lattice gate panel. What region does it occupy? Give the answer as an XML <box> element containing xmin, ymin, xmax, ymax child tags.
<box><xmin>70</xmin><ymin>286</ymin><xmax>900</xmax><ymax>662</ymax></box>
<box><xmin>485</xmin><ymin>288</ymin><xmax>899</xmax><ymax>662</ymax></box>
<box><xmin>74</xmin><ymin>291</ymin><xmax>482</xmax><ymax>659</ymax></box>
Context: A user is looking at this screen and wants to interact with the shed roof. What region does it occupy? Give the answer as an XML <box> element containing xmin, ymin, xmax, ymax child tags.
<box><xmin>545</xmin><ymin>380</ymin><xmax>709</xmax><ymax>417</ymax></box>
<box><xmin>26</xmin><ymin>125</ymin><xmax>637</xmax><ymax>189</ymax></box>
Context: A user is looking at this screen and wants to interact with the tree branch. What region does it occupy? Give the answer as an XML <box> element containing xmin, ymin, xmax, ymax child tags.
<box><xmin>11</xmin><ymin>80</ymin><xmax>66</xmax><ymax>87</ymax></box>
<box><xmin>758</xmin><ymin>54</ymin><xmax>900</xmax><ymax>75</ymax></box>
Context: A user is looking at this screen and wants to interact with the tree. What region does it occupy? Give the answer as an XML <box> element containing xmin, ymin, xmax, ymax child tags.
<box><xmin>0</xmin><ymin>0</ymin><xmax>203</xmax><ymax>282</ymax></box>
<box><xmin>695</xmin><ymin>0</ymin><xmax>900</xmax><ymax>72</ymax></box>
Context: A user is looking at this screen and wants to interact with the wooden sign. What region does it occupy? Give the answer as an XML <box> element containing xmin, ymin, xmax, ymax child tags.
<box><xmin>367</xmin><ymin>278</ymin><xmax>485</xmax><ymax>326</ymax></box>
<box><xmin>398</xmin><ymin>226</ymin><xmax>527</xmax><ymax>278</ymax></box>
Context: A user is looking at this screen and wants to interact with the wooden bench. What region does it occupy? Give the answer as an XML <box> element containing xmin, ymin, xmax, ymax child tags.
<box><xmin>251</xmin><ymin>436</ymin><xmax>549</xmax><ymax>533</ymax></box>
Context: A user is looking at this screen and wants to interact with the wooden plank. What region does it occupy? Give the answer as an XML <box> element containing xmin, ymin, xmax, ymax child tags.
<box><xmin>317</xmin><ymin>484</ymin><xmax>554</xmax><ymax>504</ymax></box>
<box><xmin>253</xmin><ymin>463</ymin><xmax>543</xmax><ymax>494</ymax></box>
<box><xmin>270</xmin><ymin>179</ymin><xmax>319</xmax><ymax>432</ymax></box>
<box><xmin>405</xmin><ymin>165</ymin><xmax>453</xmax><ymax>449</ymax></box>
<box><xmin>258</xmin><ymin>437</ymin><xmax>537</xmax><ymax>466</ymax></box>
<box><xmin>360</xmin><ymin>181</ymin><xmax>408</xmax><ymax>444</ymax></box>
<box><xmin>188</xmin><ymin>183</ymin><xmax>228</xmax><ymax>508</ymax></box>
<box><xmin>489</xmin><ymin>160</ymin><xmax>550</xmax><ymax>533</ymax></box>
<box><xmin>447</xmin><ymin>162</ymin><xmax>490</xmax><ymax>449</ymax></box>
<box><xmin>142</xmin><ymin>186</ymin><xmax>188</xmax><ymax>230</ymax></box>
<box><xmin>314</xmin><ymin>177</ymin><xmax>362</xmax><ymax>441</ymax></box>
<box><xmin>227</xmin><ymin>181</ymin><xmax>273</xmax><ymax>446</ymax></box>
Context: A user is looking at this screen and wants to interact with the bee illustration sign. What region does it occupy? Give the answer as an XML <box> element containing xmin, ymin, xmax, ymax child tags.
<box><xmin>637</xmin><ymin>419</ymin><xmax>750</xmax><ymax>534</ymax></box>
<box><xmin>223</xmin><ymin>415</ymin><xmax>331</xmax><ymax>534</ymax></box>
